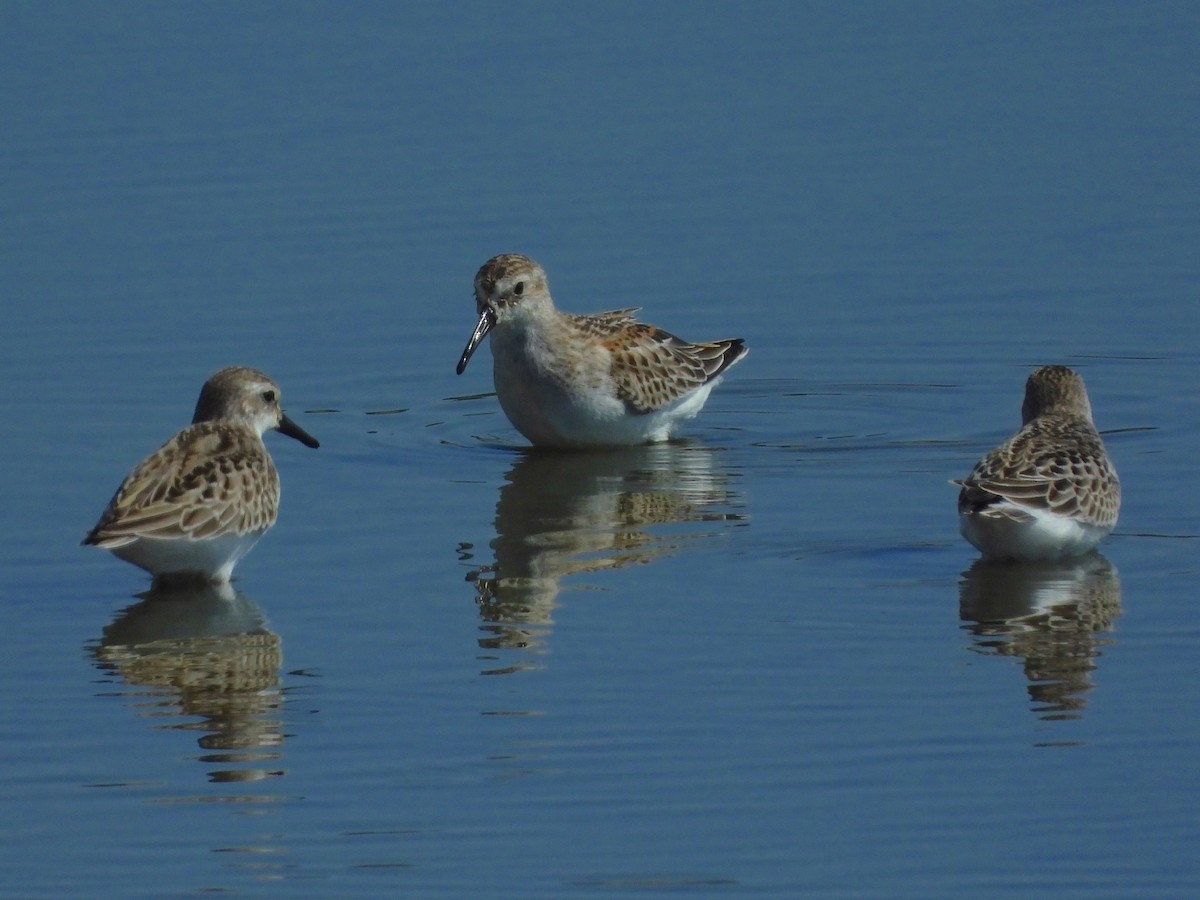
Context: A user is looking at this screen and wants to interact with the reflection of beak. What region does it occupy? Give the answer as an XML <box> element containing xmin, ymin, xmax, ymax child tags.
<box><xmin>277</xmin><ymin>413</ymin><xmax>320</xmax><ymax>448</ymax></box>
<box><xmin>456</xmin><ymin>307</ymin><xmax>496</xmax><ymax>375</ymax></box>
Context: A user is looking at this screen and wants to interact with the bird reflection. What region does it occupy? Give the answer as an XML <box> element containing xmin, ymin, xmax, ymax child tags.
<box><xmin>959</xmin><ymin>554</ymin><xmax>1121</xmax><ymax>721</ymax></box>
<box><xmin>90</xmin><ymin>582</ymin><xmax>286</xmax><ymax>783</ymax></box>
<box><xmin>465</xmin><ymin>443</ymin><xmax>744</xmax><ymax>674</ymax></box>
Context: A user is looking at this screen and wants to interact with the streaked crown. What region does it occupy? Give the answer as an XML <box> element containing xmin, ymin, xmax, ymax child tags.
<box><xmin>1021</xmin><ymin>365</ymin><xmax>1094</xmax><ymax>425</ymax></box>
<box><xmin>192</xmin><ymin>366</ymin><xmax>289</xmax><ymax>435</ymax></box>
<box><xmin>473</xmin><ymin>253</ymin><xmax>551</xmax><ymax>316</ymax></box>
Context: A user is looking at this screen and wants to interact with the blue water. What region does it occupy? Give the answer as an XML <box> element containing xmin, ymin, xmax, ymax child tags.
<box><xmin>2</xmin><ymin>3</ymin><xmax>1199</xmax><ymax>896</ymax></box>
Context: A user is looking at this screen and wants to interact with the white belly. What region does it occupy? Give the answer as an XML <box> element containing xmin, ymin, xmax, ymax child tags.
<box><xmin>960</xmin><ymin>504</ymin><xmax>1112</xmax><ymax>561</ymax></box>
<box><xmin>489</xmin><ymin>332</ymin><xmax>716</xmax><ymax>449</ymax></box>
<box><xmin>110</xmin><ymin>530</ymin><xmax>268</xmax><ymax>583</ymax></box>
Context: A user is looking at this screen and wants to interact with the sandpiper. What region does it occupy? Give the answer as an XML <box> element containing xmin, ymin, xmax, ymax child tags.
<box><xmin>84</xmin><ymin>366</ymin><xmax>319</xmax><ymax>586</ymax></box>
<box><xmin>456</xmin><ymin>254</ymin><xmax>747</xmax><ymax>448</ymax></box>
<box><xmin>954</xmin><ymin>365</ymin><xmax>1120</xmax><ymax>561</ymax></box>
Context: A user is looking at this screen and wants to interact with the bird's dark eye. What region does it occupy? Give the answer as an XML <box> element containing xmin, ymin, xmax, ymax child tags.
<box><xmin>513</xmin><ymin>281</ymin><xmax>525</xmax><ymax>297</ymax></box>
<box><xmin>262</xmin><ymin>390</ymin><xmax>276</xmax><ymax>403</ymax></box>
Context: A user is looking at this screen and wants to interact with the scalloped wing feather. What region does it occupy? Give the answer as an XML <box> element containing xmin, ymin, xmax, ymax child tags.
<box><xmin>587</xmin><ymin>314</ymin><xmax>746</xmax><ymax>414</ymax></box>
<box><xmin>85</xmin><ymin>422</ymin><xmax>280</xmax><ymax>546</ymax></box>
<box><xmin>957</xmin><ymin>417</ymin><xmax>1120</xmax><ymax>526</ymax></box>
<box><xmin>567</xmin><ymin>308</ymin><xmax>643</xmax><ymax>338</ymax></box>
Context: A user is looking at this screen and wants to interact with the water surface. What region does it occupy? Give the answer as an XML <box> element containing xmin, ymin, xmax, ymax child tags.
<box><xmin>1</xmin><ymin>3</ymin><xmax>1198</xmax><ymax>896</ymax></box>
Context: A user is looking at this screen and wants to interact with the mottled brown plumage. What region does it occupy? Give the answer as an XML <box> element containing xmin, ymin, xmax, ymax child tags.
<box><xmin>85</xmin><ymin>421</ymin><xmax>282</xmax><ymax>546</ymax></box>
<box><xmin>957</xmin><ymin>414</ymin><xmax>1120</xmax><ymax>526</ymax></box>
<box><xmin>563</xmin><ymin>310</ymin><xmax>745</xmax><ymax>414</ymax></box>
<box><xmin>955</xmin><ymin>365</ymin><xmax>1120</xmax><ymax>560</ymax></box>
<box><xmin>84</xmin><ymin>366</ymin><xmax>319</xmax><ymax>584</ymax></box>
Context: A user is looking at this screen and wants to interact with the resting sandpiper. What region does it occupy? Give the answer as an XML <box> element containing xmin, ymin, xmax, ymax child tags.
<box><xmin>954</xmin><ymin>365</ymin><xmax>1120</xmax><ymax>561</ymax></box>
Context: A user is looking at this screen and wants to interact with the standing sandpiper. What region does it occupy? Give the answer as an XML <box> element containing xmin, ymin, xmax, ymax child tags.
<box><xmin>84</xmin><ymin>366</ymin><xmax>319</xmax><ymax>586</ymax></box>
<box><xmin>456</xmin><ymin>254</ymin><xmax>747</xmax><ymax>449</ymax></box>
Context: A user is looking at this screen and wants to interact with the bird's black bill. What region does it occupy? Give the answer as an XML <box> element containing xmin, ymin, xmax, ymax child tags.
<box><xmin>277</xmin><ymin>414</ymin><xmax>320</xmax><ymax>448</ymax></box>
<box><xmin>456</xmin><ymin>308</ymin><xmax>495</xmax><ymax>375</ymax></box>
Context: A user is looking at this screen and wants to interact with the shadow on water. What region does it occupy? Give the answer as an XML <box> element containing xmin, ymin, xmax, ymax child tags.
<box><xmin>958</xmin><ymin>554</ymin><xmax>1121</xmax><ymax>726</ymax></box>
<box><xmin>88</xmin><ymin>583</ymin><xmax>288</xmax><ymax>786</ymax></box>
<box><xmin>461</xmin><ymin>442</ymin><xmax>746</xmax><ymax>675</ymax></box>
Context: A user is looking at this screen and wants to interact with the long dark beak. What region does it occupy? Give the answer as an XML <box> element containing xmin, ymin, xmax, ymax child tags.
<box><xmin>456</xmin><ymin>307</ymin><xmax>496</xmax><ymax>375</ymax></box>
<box><xmin>277</xmin><ymin>413</ymin><xmax>320</xmax><ymax>448</ymax></box>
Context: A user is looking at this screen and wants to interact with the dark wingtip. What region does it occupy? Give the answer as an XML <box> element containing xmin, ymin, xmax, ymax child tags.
<box><xmin>81</xmin><ymin>522</ymin><xmax>109</xmax><ymax>546</ymax></box>
<box><xmin>711</xmin><ymin>339</ymin><xmax>748</xmax><ymax>379</ymax></box>
<box><xmin>956</xmin><ymin>483</ymin><xmax>1003</xmax><ymax>516</ymax></box>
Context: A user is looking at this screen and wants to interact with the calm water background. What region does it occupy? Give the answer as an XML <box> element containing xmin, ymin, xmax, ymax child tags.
<box><xmin>2</xmin><ymin>3</ymin><xmax>1198</xmax><ymax>896</ymax></box>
